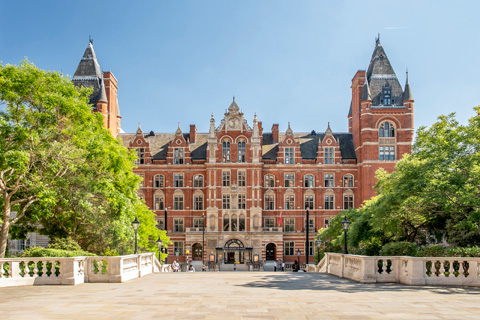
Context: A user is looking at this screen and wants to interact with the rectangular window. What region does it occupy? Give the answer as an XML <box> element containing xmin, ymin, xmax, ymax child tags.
<box><xmin>174</xmin><ymin>195</ymin><xmax>184</xmax><ymax>210</ymax></box>
<box><xmin>379</xmin><ymin>146</ymin><xmax>396</xmax><ymax>161</ymax></box>
<box><xmin>284</xmin><ymin>241</ymin><xmax>295</xmax><ymax>256</ymax></box>
<box><xmin>222</xmin><ymin>171</ymin><xmax>231</xmax><ymax>187</ymax></box>
<box><xmin>154</xmin><ymin>194</ymin><xmax>164</xmax><ymax>210</ymax></box>
<box><xmin>264</xmin><ymin>175</ymin><xmax>275</xmax><ymax>188</ymax></box>
<box><xmin>154</xmin><ymin>175</ymin><xmax>164</xmax><ymax>188</ymax></box>
<box><xmin>174</xmin><ymin>241</ymin><xmax>184</xmax><ymax>255</ymax></box>
<box><xmin>264</xmin><ymin>195</ymin><xmax>275</xmax><ymax>210</ymax></box>
<box><xmin>222</xmin><ymin>194</ymin><xmax>230</xmax><ymax>209</ymax></box>
<box><xmin>193</xmin><ymin>175</ymin><xmax>204</xmax><ymax>188</ymax></box>
<box><xmin>136</xmin><ymin>148</ymin><xmax>145</xmax><ymax>164</ymax></box>
<box><xmin>238</xmin><ymin>194</ymin><xmax>246</xmax><ymax>209</ymax></box>
<box><xmin>324</xmin><ymin>173</ymin><xmax>334</xmax><ymax>187</ymax></box>
<box><xmin>264</xmin><ymin>218</ymin><xmax>275</xmax><ymax>228</ymax></box>
<box><xmin>285</xmin><ymin>195</ymin><xmax>295</xmax><ymax>210</ymax></box>
<box><xmin>304</xmin><ymin>195</ymin><xmax>314</xmax><ymax>210</ymax></box>
<box><xmin>308</xmin><ymin>241</ymin><xmax>314</xmax><ymax>256</ymax></box>
<box><xmin>325</xmin><ymin>218</ymin><xmax>330</xmax><ymax>228</ymax></box>
<box><xmin>194</xmin><ymin>195</ymin><xmax>203</xmax><ymax>210</ymax></box>
<box><xmin>174</xmin><ymin>173</ymin><xmax>184</xmax><ymax>188</ymax></box>
<box><xmin>284</xmin><ymin>173</ymin><xmax>294</xmax><ymax>187</ymax></box>
<box><xmin>193</xmin><ymin>218</ymin><xmax>204</xmax><ymax>228</ymax></box>
<box><xmin>324</xmin><ymin>195</ymin><xmax>334</xmax><ymax>210</ymax></box>
<box><xmin>324</xmin><ymin>147</ymin><xmax>334</xmax><ymax>164</ymax></box>
<box><xmin>237</xmin><ymin>171</ymin><xmax>246</xmax><ymax>187</ymax></box>
<box><xmin>344</xmin><ymin>194</ymin><xmax>354</xmax><ymax>209</ymax></box>
<box><xmin>284</xmin><ymin>218</ymin><xmax>295</xmax><ymax>232</ymax></box>
<box><xmin>173</xmin><ymin>218</ymin><xmax>184</xmax><ymax>232</ymax></box>
<box><xmin>304</xmin><ymin>175</ymin><xmax>314</xmax><ymax>188</ymax></box>
<box><xmin>174</xmin><ymin>148</ymin><xmax>184</xmax><ymax>164</ymax></box>
<box><xmin>305</xmin><ymin>218</ymin><xmax>315</xmax><ymax>231</ymax></box>
<box><xmin>284</xmin><ymin>147</ymin><xmax>294</xmax><ymax>164</ymax></box>
<box><xmin>155</xmin><ymin>217</ymin><xmax>165</xmax><ymax>230</ymax></box>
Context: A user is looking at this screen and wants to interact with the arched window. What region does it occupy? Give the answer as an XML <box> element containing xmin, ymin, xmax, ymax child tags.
<box><xmin>154</xmin><ymin>191</ymin><xmax>164</xmax><ymax>210</ymax></box>
<box><xmin>343</xmin><ymin>174</ymin><xmax>354</xmax><ymax>188</ymax></box>
<box><xmin>285</xmin><ymin>191</ymin><xmax>295</xmax><ymax>210</ymax></box>
<box><xmin>264</xmin><ymin>175</ymin><xmax>275</xmax><ymax>188</ymax></box>
<box><xmin>154</xmin><ymin>174</ymin><xmax>164</xmax><ymax>188</ymax></box>
<box><xmin>324</xmin><ymin>192</ymin><xmax>334</xmax><ymax>210</ymax></box>
<box><xmin>223</xmin><ymin>214</ymin><xmax>230</xmax><ymax>231</ymax></box>
<box><xmin>379</xmin><ymin>121</ymin><xmax>395</xmax><ymax>137</ymax></box>
<box><xmin>239</xmin><ymin>214</ymin><xmax>245</xmax><ymax>231</ymax></box>
<box><xmin>343</xmin><ymin>191</ymin><xmax>354</xmax><ymax>209</ymax></box>
<box><xmin>238</xmin><ymin>140</ymin><xmax>246</xmax><ymax>162</ymax></box>
<box><xmin>304</xmin><ymin>174</ymin><xmax>314</xmax><ymax>188</ymax></box>
<box><xmin>173</xmin><ymin>191</ymin><xmax>184</xmax><ymax>210</ymax></box>
<box><xmin>222</xmin><ymin>140</ymin><xmax>231</xmax><ymax>162</ymax></box>
<box><xmin>231</xmin><ymin>214</ymin><xmax>238</xmax><ymax>231</ymax></box>
<box><xmin>137</xmin><ymin>191</ymin><xmax>145</xmax><ymax>200</ymax></box>
<box><xmin>381</xmin><ymin>82</ymin><xmax>392</xmax><ymax>105</ymax></box>
<box><xmin>193</xmin><ymin>175</ymin><xmax>204</xmax><ymax>188</ymax></box>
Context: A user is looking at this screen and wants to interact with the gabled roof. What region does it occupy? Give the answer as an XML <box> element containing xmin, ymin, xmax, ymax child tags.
<box><xmin>366</xmin><ymin>38</ymin><xmax>404</xmax><ymax>107</ymax></box>
<box><xmin>72</xmin><ymin>41</ymin><xmax>104</xmax><ymax>105</ymax></box>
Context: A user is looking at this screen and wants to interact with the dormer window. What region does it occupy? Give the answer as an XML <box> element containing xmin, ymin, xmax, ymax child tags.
<box><xmin>174</xmin><ymin>148</ymin><xmax>184</xmax><ymax>164</ymax></box>
<box><xmin>381</xmin><ymin>83</ymin><xmax>392</xmax><ymax>105</ymax></box>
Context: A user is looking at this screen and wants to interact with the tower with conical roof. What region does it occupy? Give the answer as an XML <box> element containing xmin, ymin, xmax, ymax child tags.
<box><xmin>349</xmin><ymin>36</ymin><xmax>414</xmax><ymax>201</ymax></box>
<box><xmin>72</xmin><ymin>39</ymin><xmax>122</xmax><ymax>137</ymax></box>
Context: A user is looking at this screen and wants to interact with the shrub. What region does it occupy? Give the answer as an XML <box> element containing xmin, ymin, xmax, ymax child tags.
<box><xmin>419</xmin><ymin>244</ymin><xmax>446</xmax><ymax>257</ymax></box>
<box><xmin>22</xmin><ymin>247</ymin><xmax>95</xmax><ymax>257</ymax></box>
<box><xmin>446</xmin><ymin>246</ymin><xmax>480</xmax><ymax>257</ymax></box>
<box><xmin>48</xmin><ymin>238</ymin><xmax>83</xmax><ymax>251</ymax></box>
<box><xmin>379</xmin><ymin>241</ymin><xmax>418</xmax><ymax>257</ymax></box>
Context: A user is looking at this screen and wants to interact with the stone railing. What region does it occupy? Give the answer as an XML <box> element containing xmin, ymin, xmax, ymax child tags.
<box><xmin>0</xmin><ymin>253</ymin><xmax>171</xmax><ymax>287</ymax></box>
<box><xmin>317</xmin><ymin>253</ymin><xmax>480</xmax><ymax>286</ymax></box>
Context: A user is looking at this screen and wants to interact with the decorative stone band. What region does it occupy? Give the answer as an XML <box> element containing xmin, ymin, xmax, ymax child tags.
<box><xmin>370</xmin><ymin>74</ymin><xmax>398</xmax><ymax>80</ymax></box>
<box><xmin>316</xmin><ymin>253</ymin><xmax>480</xmax><ymax>287</ymax></box>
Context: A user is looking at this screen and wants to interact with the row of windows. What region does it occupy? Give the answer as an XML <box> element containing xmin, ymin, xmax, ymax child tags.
<box><xmin>150</xmin><ymin>192</ymin><xmax>354</xmax><ymax>211</ymax></box>
<box><xmin>222</xmin><ymin>141</ymin><xmax>247</xmax><ymax>163</ymax></box>
<box><xmin>148</xmin><ymin>173</ymin><xmax>355</xmax><ymax>189</ymax></box>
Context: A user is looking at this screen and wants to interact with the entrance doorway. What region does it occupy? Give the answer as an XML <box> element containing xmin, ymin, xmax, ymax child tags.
<box><xmin>266</xmin><ymin>243</ymin><xmax>276</xmax><ymax>261</ymax></box>
<box><xmin>192</xmin><ymin>243</ymin><xmax>203</xmax><ymax>261</ymax></box>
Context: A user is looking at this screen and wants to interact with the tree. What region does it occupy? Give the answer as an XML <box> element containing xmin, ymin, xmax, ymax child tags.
<box><xmin>0</xmin><ymin>61</ymin><xmax>167</xmax><ymax>258</ymax></box>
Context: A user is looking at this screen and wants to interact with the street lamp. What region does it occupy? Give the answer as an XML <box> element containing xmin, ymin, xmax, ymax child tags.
<box><xmin>315</xmin><ymin>239</ymin><xmax>322</xmax><ymax>263</ymax></box>
<box><xmin>132</xmin><ymin>216</ymin><xmax>140</xmax><ymax>254</ymax></box>
<box><xmin>341</xmin><ymin>216</ymin><xmax>350</xmax><ymax>254</ymax></box>
<box><xmin>305</xmin><ymin>208</ymin><xmax>310</xmax><ymax>265</ymax></box>
<box><xmin>202</xmin><ymin>214</ymin><xmax>206</xmax><ymax>272</ymax></box>
<box><xmin>156</xmin><ymin>237</ymin><xmax>163</xmax><ymax>264</ymax></box>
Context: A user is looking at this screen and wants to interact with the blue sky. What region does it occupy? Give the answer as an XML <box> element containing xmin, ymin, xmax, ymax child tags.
<box><xmin>1</xmin><ymin>1</ymin><xmax>479</xmax><ymax>135</ymax></box>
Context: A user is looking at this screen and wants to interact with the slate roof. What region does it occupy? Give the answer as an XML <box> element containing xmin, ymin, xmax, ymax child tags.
<box><xmin>366</xmin><ymin>38</ymin><xmax>404</xmax><ymax>107</ymax></box>
<box><xmin>72</xmin><ymin>41</ymin><xmax>104</xmax><ymax>106</ymax></box>
<box><xmin>403</xmin><ymin>73</ymin><xmax>414</xmax><ymax>101</ymax></box>
<box><xmin>119</xmin><ymin>130</ymin><xmax>356</xmax><ymax>161</ymax></box>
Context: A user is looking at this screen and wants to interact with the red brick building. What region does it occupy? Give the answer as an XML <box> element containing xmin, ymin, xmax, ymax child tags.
<box><xmin>76</xmin><ymin>37</ymin><xmax>414</xmax><ymax>269</ymax></box>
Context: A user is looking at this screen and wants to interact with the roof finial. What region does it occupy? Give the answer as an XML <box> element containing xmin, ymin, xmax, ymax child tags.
<box><xmin>375</xmin><ymin>33</ymin><xmax>380</xmax><ymax>44</ymax></box>
<box><xmin>89</xmin><ymin>35</ymin><xmax>93</xmax><ymax>44</ymax></box>
<box><xmin>233</xmin><ymin>95</ymin><xmax>235</xmax><ymax>102</ymax></box>
<box><xmin>406</xmin><ymin>67</ymin><xmax>409</xmax><ymax>83</ymax></box>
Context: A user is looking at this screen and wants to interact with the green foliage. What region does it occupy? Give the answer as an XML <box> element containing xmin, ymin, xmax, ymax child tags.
<box><xmin>21</xmin><ymin>247</ymin><xmax>95</xmax><ymax>257</ymax></box>
<box><xmin>0</xmin><ymin>60</ymin><xmax>169</xmax><ymax>257</ymax></box>
<box><xmin>419</xmin><ymin>244</ymin><xmax>446</xmax><ymax>257</ymax></box>
<box><xmin>48</xmin><ymin>238</ymin><xmax>82</xmax><ymax>251</ymax></box>
<box><xmin>445</xmin><ymin>246</ymin><xmax>480</xmax><ymax>257</ymax></box>
<box><xmin>379</xmin><ymin>242</ymin><xmax>419</xmax><ymax>257</ymax></box>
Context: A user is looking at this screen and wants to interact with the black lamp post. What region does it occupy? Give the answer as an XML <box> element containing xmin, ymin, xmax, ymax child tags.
<box><xmin>156</xmin><ymin>237</ymin><xmax>163</xmax><ymax>264</ymax></box>
<box><xmin>341</xmin><ymin>216</ymin><xmax>350</xmax><ymax>254</ymax></box>
<box><xmin>315</xmin><ymin>239</ymin><xmax>322</xmax><ymax>263</ymax></box>
<box><xmin>202</xmin><ymin>214</ymin><xmax>206</xmax><ymax>272</ymax></box>
<box><xmin>132</xmin><ymin>216</ymin><xmax>140</xmax><ymax>254</ymax></box>
<box><xmin>306</xmin><ymin>208</ymin><xmax>310</xmax><ymax>265</ymax></box>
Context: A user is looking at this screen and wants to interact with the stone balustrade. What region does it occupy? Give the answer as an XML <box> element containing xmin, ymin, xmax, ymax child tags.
<box><xmin>318</xmin><ymin>253</ymin><xmax>480</xmax><ymax>286</ymax></box>
<box><xmin>0</xmin><ymin>253</ymin><xmax>172</xmax><ymax>287</ymax></box>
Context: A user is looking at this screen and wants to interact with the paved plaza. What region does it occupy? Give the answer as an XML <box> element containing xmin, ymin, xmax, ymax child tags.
<box><xmin>1</xmin><ymin>272</ymin><xmax>479</xmax><ymax>319</ymax></box>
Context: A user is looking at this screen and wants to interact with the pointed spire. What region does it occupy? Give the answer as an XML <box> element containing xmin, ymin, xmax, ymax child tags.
<box><xmin>403</xmin><ymin>69</ymin><xmax>414</xmax><ymax>101</ymax></box>
<box><xmin>72</xmin><ymin>40</ymin><xmax>104</xmax><ymax>105</ymax></box>
<box><xmin>136</xmin><ymin>123</ymin><xmax>143</xmax><ymax>136</ymax></box>
<box><xmin>116</xmin><ymin>96</ymin><xmax>121</xmax><ymax>118</ymax></box>
<box><xmin>286</xmin><ymin>122</ymin><xmax>293</xmax><ymax>135</ymax></box>
<box><xmin>325</xmin><ymin>122</ymin><xmax>333</xmax><ymax>135</ymax></box>
<box><xmin>97</xmin><ymin>79</ymin><xmax>108</xmax><ymax>103</ymax></box>
<box><xmin>361</xmin><ymin>74</ymin><xmax>372</xmax><ymax>101</ymax></box>
<box><xmin>209</xmin><ymin>114</ymin><xmax>216</xmax><ymax>139</ymax></box>
<box><xmin>175</xmin><ymin>122</ymin><xmax>182</xmax><ymax>136</ymax></box>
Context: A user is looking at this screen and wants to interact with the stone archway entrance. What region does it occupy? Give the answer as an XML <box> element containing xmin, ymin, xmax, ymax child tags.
<box><xmin>266</xmin><ymin>243</ymin><xmax>276</xmax><ymax>261</ymax></box>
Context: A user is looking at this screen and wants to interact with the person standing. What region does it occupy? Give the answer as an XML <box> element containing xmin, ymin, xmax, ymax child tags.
<box><xmin>273</xmin><ymin>260</ymin><xmax>277</xmax><ymax>272</ymax></box>
<box><xmin>282</xmin><ymin>260</ymin><xmax>285</xmax><ymax>272</ymax></box>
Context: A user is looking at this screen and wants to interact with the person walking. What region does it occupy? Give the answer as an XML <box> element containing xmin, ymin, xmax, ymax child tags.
<box><xmin>273</xmin><ymin>260</ymin><xmax>277</xmax><ymax>272</ymax></box>
<box><xmin>281</xmin><ymin>260</ymin><xmax>285</xmax><ymax>272</ymax></box>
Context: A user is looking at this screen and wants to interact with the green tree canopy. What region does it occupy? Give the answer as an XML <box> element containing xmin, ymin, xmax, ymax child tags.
<box><xmin>0</xmin><ymin>61</ymin><xmax>167</xmax><ymax>257</ymax></box>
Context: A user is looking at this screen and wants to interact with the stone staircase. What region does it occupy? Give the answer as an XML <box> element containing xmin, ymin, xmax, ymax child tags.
<box><xmin>219</xmin><ymin>264</ymin><xmax>249</xmax><ymax>271</ymax></box>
